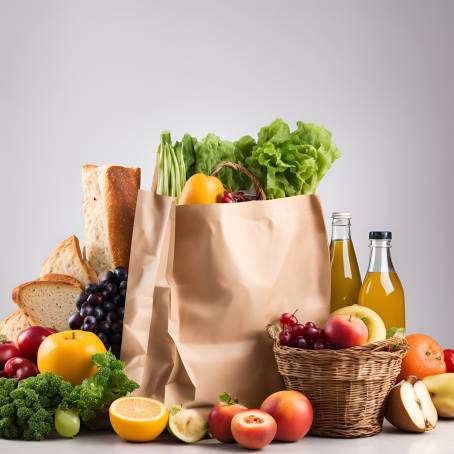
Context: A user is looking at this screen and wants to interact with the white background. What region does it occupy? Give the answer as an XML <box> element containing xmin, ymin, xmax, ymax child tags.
<box><xmin>0</xmin><ymin>0</ymin><xmax>452</xmax><ymax>345</ymax></box>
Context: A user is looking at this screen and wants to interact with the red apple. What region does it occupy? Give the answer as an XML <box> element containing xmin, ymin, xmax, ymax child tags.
<box><xmin>324</xmin><ymin>314</ymin><xmax>368</xmax><ymax>348</ymax></box>
<box><xmin>4</xmin><ymin>357</ymin><xmax>39</xmax><ymax>380</ymax></box>
<box><xmin>208</xmin><ymin>393</ymin><xmax>247</xmax><ymax>442</ymax></box>
<box><xmin>260</xmin><ymin>390</ymin><xmax>313</xmax><ymax>441</ymax></box>
<box><xmin>16</xmin><ymin>326</ymin><xmax>55</xmax><ymax>362</ymax></box>
<box><xmin>231</xmin><ymin>409</ymin><xmax>277</xmax><ymax>450</ymax></box>
<box><xmin>0</xmin><ymin>343</ymin><xmax>21</xmax><ymax>369</ymax></box>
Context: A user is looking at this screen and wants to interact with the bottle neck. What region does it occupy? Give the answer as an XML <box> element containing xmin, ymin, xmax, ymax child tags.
<box><xmin>367</xmin><ymin>239</ymin><xmax>395</xmax><ymax>272</ymax></box>
<box><xmin>331</xmin><ymin>219</ymin><xmax>352</xmax><ymax>241</ymax></box>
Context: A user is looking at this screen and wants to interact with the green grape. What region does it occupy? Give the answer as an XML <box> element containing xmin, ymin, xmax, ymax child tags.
<box><xmin>55</xmin><ymin>408</ymin><xmax>81</xmax><ymax>438</ymax></box>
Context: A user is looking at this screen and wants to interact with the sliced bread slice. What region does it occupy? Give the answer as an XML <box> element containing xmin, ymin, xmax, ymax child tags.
<box><xmin>82</xmin><ymin>164</ymin><xmax>140</xmax><ymax>276</ymax></box>
<box><xmin>12</xmin><ymin>279</ymin><xmax>82</xmax><ymax>332</ymax></box>
<box><xmin>40</xmin><ymin>235</ymin><xmax>97</xmax><ymax>287</ymax></box>
<box><xmin>0</xmin><ymin>309</ymin><xmax>32</xmax><ymax>342</ymax></box>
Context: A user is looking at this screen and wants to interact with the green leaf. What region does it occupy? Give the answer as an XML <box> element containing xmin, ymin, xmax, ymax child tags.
<box><xmin>218</xmin><ymin>392</ymin><xmax>238</xmax><ymax>405</ymax></box>
<box><xmin>387</xmin><ymin>327</ymin><xmax>406</xmax><ymax>338</ymax></box>
<box><xmin>245</xmin><ymin>119</ymin><xmax>341</xmax><ymax>198</ymax></box>
<box><xmin>169</xmin><ymin>405</ymin><xmax>183</xmax><ymax>416</ymax></box>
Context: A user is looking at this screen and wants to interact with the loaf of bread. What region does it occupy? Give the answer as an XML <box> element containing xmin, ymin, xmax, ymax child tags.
<box><xmin>0</xmin><ymin>309</ymin><xmax>32</xmax><ymax>342</ymax></box>
<box><xmin>82</xmin><ymin>164</ymin><xmax>140</xmax><ymax>276</ymax></box>
<box><xmin>12</xmin><ymin>277</ymin><xmax>82</xmax><ymax>332</ymax></box>
<box><xmin>40</xmin><ymin>235</ymin><xmax>97</xmax><ymax>287</ymax></box>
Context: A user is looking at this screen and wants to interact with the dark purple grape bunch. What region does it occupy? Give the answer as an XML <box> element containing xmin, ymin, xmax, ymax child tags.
<box><xmin>278</xmin><ymin>311</ymin><xmax>336</xmax><ymax>350</ymax></box>
<box><xmin>68</xmin><ymin>266</ymin><xmax>128</xmax><ymax>358</ymax></box>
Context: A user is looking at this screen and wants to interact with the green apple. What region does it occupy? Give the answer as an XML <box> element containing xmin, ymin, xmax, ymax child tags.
<box><xmin>423</xmin><ymin>373</ymin><xmax>454</xmax><ymax>418</ymax></box>
<box><xmin>331</xmin><ymin>305</ymin><xmax>386</xmax><ymax>343</ymax></box>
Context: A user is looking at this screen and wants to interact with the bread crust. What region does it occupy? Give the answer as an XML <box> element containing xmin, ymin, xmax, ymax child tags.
<box><xmin>40</xmin><ymin>235</ymin><xmax>97</xmax><ymax>284</ymax></box>
<box><xmin>39</xmin><ymin>273</ymin><xmax>84</xmax><ymax>288</ymax></box>
<box><xmin>83</xmin><ymin>164</ymin><xmax>140</xmax><ymax>273</ymax></box>
<box><xmin>102</xmin><ymin>165</ymin><xmax>141</xmax><ymax>269</ymax></box>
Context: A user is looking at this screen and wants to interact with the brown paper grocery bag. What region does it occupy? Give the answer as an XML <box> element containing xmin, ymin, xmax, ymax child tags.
<box><xmin>122</xmin><ymin>190</ymin><xmax>330</xmax><ymax>408</ymax></box>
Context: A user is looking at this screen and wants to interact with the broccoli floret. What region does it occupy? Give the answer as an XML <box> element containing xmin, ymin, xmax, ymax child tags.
<box><xmin>0</xmin><ymin>373</ymin><xmax>72</xmax><ymax>440</ymax></box>
<box><xmin>61</xmin><ymin>351</ymin><xmax>139</xmax><ymax>423</ymax></box>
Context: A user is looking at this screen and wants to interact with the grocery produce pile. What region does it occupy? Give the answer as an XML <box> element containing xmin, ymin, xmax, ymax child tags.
<box><xmin>0</xmin><ymin>117</ymin><xmax>452</xmax><ymax>448</ymax></box>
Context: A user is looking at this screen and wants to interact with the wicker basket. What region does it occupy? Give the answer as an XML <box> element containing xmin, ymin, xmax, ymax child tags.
<box><xmin>269</xmin><ymin>326</ymin><xmax>408</xmax><ymax>438</ymax></box>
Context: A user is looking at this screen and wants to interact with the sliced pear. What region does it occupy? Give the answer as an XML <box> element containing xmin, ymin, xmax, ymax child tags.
<box><xmin>385</xmin><ymin>376</ymin><xmax>438</xmax><ymax>433</ymax></box>
<box><xmin>331</xmin><ymin>304</ymin><xmax>386</xmax><ymax>343</ymax></box>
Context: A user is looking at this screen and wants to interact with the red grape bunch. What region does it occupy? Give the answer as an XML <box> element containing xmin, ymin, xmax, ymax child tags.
<box><xmin>218</xmin><ymin>190</ymin><xmax>251</xmax><ymax>203</ymax></box>
<box><xmin>278</xmin><ymin>311</ymin><xmax>336</xmax><ymax>350</ymax></box>
<box><xmin>68</xmin><ymin>266</ymin><xmax>128</xmax><ymax>358</ymax></box>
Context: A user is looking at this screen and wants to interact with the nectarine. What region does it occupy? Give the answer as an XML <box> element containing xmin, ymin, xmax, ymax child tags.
<box><xmin>260</xmin><ymin>390</ymin><xmax>313</xmax><ymax>441</ymax></box>
<box><xmin>231</xmin><ymin>410</ymin><xmax>277</xmax><ymax>449</ymax></box>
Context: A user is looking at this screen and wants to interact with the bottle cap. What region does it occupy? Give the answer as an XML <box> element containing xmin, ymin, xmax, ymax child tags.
<box><xmin>369</xmin><ymin>231</ymin><xmax>392</xmax><ymax>240</ymax></box>
<box><xmin>331</xmin><ymin>212</ymin><xmax>351</xmax><ymax>219</ymax></box>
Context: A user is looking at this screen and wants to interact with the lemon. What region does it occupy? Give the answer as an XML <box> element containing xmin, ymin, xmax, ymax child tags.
<box><xmin>167</xmin><ymin>405</ymin><xmax>207</xmax><ymax>443</ymax></box>
<box><xmin>109</xmin><ymin>397</ymin><xmax>168</xmax><ymax>442</ymax></box>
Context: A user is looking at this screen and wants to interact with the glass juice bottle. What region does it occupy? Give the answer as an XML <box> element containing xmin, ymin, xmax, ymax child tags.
<box><xmin>329</xmin><ymin>212</ymin><xmax>362</xmax><ymax>312</ymax></box>
<box><xmin>359</xmin><ymin>231</ymin><xmax>405</xmax><ymax>331</ymax></box>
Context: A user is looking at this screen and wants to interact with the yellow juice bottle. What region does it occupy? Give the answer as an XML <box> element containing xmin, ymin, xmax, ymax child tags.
<box><xmin>329</xmin><ymin>213</ymin><xmax>362</xmax><ymax>312</ymax></box>
<box><xmin>359</xmin><ymin>231</ymin><xmax>405</xmax><ymax>332</ymax></box>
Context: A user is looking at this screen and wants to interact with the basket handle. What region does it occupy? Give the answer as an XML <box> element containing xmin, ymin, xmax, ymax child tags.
<box><xmin>211</xmin><ymin>161</ymin><xmax>267</xmax><ymax>201</ymax></box>
<box><xmin>267</xmin><ymin>323</ymin><xmax>281</xmax><ymax>341</ymax></box>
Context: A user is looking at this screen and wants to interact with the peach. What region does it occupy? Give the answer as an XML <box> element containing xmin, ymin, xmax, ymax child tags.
<box><xmin>260</xmin><ymin>390</ymin><xmax>313</xmax><ymax>442</ymax></box>
<box><xmin>208</xmin><ymin>394</ymin><xmax>247</xmax><ymax>443</ymax></box>
<box><xmin>231</xmin><ymin>409</ymin><xmax>277</xmax><ymax>449</ymax></box>
<box><xmin>324</xmin><ymin>314</ymin><xmax>368</xmax><ymax>348</ymax></box>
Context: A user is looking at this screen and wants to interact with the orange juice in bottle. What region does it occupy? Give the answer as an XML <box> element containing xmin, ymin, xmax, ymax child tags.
<box><xmin>359</xmin><ymin>231</ymin><xmax>405</xmax><ymax>332</ymax></box>
<box><xmin>329</xmin><ymin>212</ymin><xmax>362</xmax><ymax>312</ymax></box>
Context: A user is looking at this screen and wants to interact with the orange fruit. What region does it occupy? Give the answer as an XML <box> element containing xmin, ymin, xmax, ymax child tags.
<box><xmin>37</xmin><ymin>330</ymin><xmax>106</xmax><ymax>385</ymax></box>
<box><xmin>109</xmin><ymin>397</ymin><xmax>168</xmax><ymax>442</ymax></box>
<box><xmin>179</xmin><ymin>173</ymin><xmax>224</xmax><ymax>205</ymax></box>
<box><xmin>397</xmin><ymin>333</ymin><xmax>446</xmax><ymax>382</ymax></box>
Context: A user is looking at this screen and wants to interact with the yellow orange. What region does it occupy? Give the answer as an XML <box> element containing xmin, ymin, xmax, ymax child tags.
<box><xmin>37</xmin><ymin>330</ymin><xmax>106</xmax><ymax>385</ymax></box>
<box><xmin>179</xmin><ymin>173</ymin><xmax>224</xmax><ymax>205</ymax></box>
<box><xmin>109</xmin><ymin>397</ymin><xmax>168</xmax><ymax>442</ymax></box>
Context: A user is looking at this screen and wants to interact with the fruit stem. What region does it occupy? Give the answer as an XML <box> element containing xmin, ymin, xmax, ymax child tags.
<box><xmin>406</xmin><ymin>375</ymin><xmax>418</xmax><ymax>386</ymax></box>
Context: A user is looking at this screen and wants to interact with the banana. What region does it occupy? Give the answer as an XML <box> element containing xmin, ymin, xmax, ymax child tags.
<box><xmin>422</xmin><ymin>373</ymin><xmax>454</xmax><ymax>418</ymax></box>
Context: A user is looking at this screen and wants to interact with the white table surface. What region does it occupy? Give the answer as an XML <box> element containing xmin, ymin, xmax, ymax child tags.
<box><xmin>0</xmin><ymin>421</ymin><xmax>452</xmax><ymax>454</ymax></box>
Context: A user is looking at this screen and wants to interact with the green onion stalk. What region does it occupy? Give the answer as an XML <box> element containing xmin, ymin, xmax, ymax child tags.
<box><xmin>156</xmin><ymin>131</ymin><xmax>186</xmax><ymax>198</ymax></box>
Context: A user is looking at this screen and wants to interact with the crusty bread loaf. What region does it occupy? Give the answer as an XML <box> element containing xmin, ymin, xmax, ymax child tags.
<box><xmin>0</xmin><ymin>309</ymin><xmax>32</xmax><ymax>342</ymax></box>
<box><xmin>82</xmin><ymin>164</ymin><xmax>140</xmax><ymax>276</ymax></box>
<box><xmin>40</xmin><ymin>235</ymin><xmax>97</xmax><ymax>287</ymax></box>
<box><xmin>12</xmin><ymin>279</ymin><xmax>82</xmax><ymax>332</ymax></box>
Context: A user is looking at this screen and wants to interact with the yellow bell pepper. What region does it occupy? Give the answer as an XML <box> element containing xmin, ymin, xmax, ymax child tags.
<box><xmin>179</xmin><ymin>173</ymin><xmax>224</xmax><ymax>205</ymax></box>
